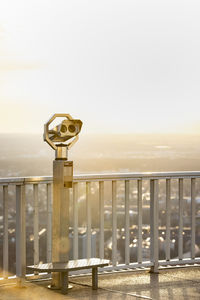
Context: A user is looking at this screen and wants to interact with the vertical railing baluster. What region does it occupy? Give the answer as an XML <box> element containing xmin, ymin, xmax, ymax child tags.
<box><xmin>178</xmin><ymin>178</ymin><xmax>183</xmax><ymax>260</ymax></box>
<box><xmin>86</xmin><ymin>182</ymin><xmax>91</xmax><ymax>258</ymax></box>
<box><xmin>99</xmin><ymin>181</ymin><xmax>104</xmax><ymax>259</ymax></box>
<box><xmin>112</xmin><ymin>180</ymin><xmax>117</xmax><ymax>266</ymax></box>
<box><xmin>33</xmin><ymin>184</ymin><xmax>39</xmax><ymax>266</ymax></box>
<box><xmin>73</xmin><ymin>182</ymin><xmax>78</xmax><ymax>259</ymax></box>
<box><xmin>125</xmin><ymin>180</ymin><xmax>130</xmax><ymax>265</ymax></box>
<box><xmin>3</xmin><ymin>185</ymin><xmax>9</xmax><ymax>278</ymax></box>
<box><xmin>150</xmin><ymin>179</ymin><xmax>159</xmax><ymax>273</ymax></box>
<box><xmin>16</xmin><ymin>184</ymin><xmax>26</xmax><ymax>281</ymax></box>
<box><xmin>137</xmin><ymin>179</ymin><xmax>142</xmax><ymax>264</ymax></box>
<box><xmin>46</xmin><ymin>183</ymin><xmax>52</xmax><ymax>262</ymax></box>
<box><xmin>166</xmin><ymin>179</ymin><xmax>171</xmax><ymax>261</ymax></box>
<box><xmin>191</xmin><ymin>178</ymin><xmax>196</xmax><ymax>259</ymax></box>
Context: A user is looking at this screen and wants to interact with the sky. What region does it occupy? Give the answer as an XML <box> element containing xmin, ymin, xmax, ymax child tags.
<box><xmin>0</xmin><ymin>0</ymin><xmax>200</xmax><ymax>135</ymax></box>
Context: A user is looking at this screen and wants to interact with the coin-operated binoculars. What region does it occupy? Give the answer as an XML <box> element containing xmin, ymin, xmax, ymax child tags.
<box><xmin>44</xmin><ymin>113</ymin><xmax>82</xmax><ymax>289</ymax></box>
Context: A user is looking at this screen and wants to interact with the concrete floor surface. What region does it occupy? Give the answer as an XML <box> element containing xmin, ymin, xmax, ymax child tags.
<box><xmin>0</xmin><ymin>267</ymin><xmax>200</xmax><ymax>300</ymax></box>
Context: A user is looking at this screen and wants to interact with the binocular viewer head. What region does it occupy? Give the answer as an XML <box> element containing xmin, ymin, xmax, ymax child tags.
<box><xmin>50</xmin><ymin>119</ymin><xmax>82</xmax><ymax>142</ymax></box>
<box><xmin>44</xmin><ymin>114</ymin><xmax>83</xmax><ymax>150</ymax></box>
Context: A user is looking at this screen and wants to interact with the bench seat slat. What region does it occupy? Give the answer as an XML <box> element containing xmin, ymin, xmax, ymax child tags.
<box><xmin>27</xmin><ymin>258</ymin><xmax>109</xmax><ymax>272</ymax></box>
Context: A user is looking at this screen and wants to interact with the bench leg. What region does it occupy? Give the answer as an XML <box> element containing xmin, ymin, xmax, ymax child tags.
<box><xmin>51</xmin><ymin>272</ymin><xmax>61</xmax><ymax>289</ymax></box>
<box><xmin>92</xmin><ymin>267</ymin><xmax>98</xmax><ymax>290</ymax></box>
<box><xmin>60</xmin><ymin>271</ymin><xmax>68</xmax><ymax>294</ymax></box>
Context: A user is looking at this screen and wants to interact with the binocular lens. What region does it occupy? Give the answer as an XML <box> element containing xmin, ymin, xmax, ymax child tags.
<box><xmin>68</xmin><ymin>124</ymin><xmax>76</xmax><ymax>133</ymax></box>
<box><xmin>60</xmin><ymin>124</ymin><xmax>76</xmax><ymax>133</ymax></box>
<box><xmin>61</xmin><ymin>125</ymin><xmax>67</xmax><ymax>133</ymax></box>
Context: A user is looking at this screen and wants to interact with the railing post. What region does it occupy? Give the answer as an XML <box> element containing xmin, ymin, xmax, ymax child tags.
<box><xmin>86</xmin><ymin>182</ymin><xmax>91</xmax><ymax>258</ymax></box>
<box><xmin>33</xmin><ymin>184</ymin><xmax>39</xmax><ymax>267</ymax></box>
<box><xmin>47</xmin><ymin>183</ymin><xmax>52</xmax><ymax>263</ymax></box>
<box><xmin>137</xmin><ymin>180</ymin><xmax>142</xmax><ymax>264</ymax></box>
<box><xmin>150</xmin><ymin>179</ymin><xmax>159</xmax><ymax>273</ymax></box>
<box><xmin>125</xmin><ymin>180</ymin><xmax>130</xmax><ymax>265</ymax></box>
<box><xmin>112</xmin><ymin>180</ymin><xmax>117</xmax><ymax>266</ymax></box>
<box><xmin>191</xmin><ymin>178</ymin><xmax>196</xmax><ymax>259</ymax></box>
<box><xmin>99</xmin><ymin>181</ymin><xmax>104</xmax><ymax>259</ymax></box>
<box><xmin>166</xmin><ymin>179</ymin><xmax>171</xmax><ymax>261</ymax></box>
<box><xmin>73</xmin><ymin>182</ymin><xmax>78</xmax><ymax>259</ymax></box>
<box><xmin>3</xmin><ymin>185</ymin><xmax>9</xmax><ymax>278</ymax></box>
<box><xmin>16</xmin><ymin>184</ymin><xmax>26</xmax><ymax>283</ymax></box>
<box><xmin>178</xmin><ymin>178</ymin><xmax>183</xmax><ymax>260</ymax></box>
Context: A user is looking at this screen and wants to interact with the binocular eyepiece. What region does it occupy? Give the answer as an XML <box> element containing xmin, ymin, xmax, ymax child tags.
<box><xmin>51</xmin><ymin>119</ymin><xmax>82</xmax><ymax>141</ymax></box>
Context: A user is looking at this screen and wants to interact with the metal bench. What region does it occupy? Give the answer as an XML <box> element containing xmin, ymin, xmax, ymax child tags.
<box><xmin>27</xmin><ymin>258</ymin><xmax>109</xmax><ymax>294</ymax></box>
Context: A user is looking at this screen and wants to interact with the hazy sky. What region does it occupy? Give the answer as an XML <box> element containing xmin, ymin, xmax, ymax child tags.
<box><xmin>0</xmin><ymin>0</ymin><xmax>200</xmax><ymax>135</ymax></box>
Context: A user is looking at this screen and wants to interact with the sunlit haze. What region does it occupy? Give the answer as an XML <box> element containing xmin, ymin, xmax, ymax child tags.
<box><xmin>0</xmin><ymin>0</ymin><xmax>200</xmax><ymax>134</ymax></box>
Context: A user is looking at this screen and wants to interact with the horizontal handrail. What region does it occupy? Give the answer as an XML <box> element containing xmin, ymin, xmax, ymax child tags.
<box><xmin>1</xmin><ymin>171</ymin><xmax>200</xmax><ymax>185</ymax></box>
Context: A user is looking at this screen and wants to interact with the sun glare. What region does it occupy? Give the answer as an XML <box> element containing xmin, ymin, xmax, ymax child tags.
<box><xmin>0</xmin><ymin>1</ymin><xmax>200</xmax><ymax>135</ymax></box>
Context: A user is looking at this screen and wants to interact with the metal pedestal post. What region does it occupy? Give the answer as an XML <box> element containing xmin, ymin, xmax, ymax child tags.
<box><xmin>51</xmin><ymin>147</ymin><xmax>72</xmax><ymax>289</ymax></box>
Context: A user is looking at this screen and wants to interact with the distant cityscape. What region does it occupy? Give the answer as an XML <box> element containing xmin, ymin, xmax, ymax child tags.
<box><xmin>1</xmin><ymin>133</ymin><xmax>200</xmax><ymax>177</ymax></box>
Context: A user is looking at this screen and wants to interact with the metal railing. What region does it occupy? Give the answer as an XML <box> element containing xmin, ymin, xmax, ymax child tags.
<box><xmin>0</xmin><ymin>171</ymin><xmax>200</xmax><ymax>281</ymax></box>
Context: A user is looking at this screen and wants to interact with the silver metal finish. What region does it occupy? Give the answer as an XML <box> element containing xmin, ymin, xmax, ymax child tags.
<box><xmin>86</xmin><ymin>182</ymin><xmax>91</xmax><ymax>258</ymax></box>
<box><xmin>28</xmin><ymin>258</ymin><xmax>109</xmax><ymax>271</ymax></box>
<box><xmin>46</xmin><ymin>183</ymin><xmax>52</xmax><ymax>262</ymax></box>
<box><xmin>178</xmin><ymin>178</ymin><xmax>183</xmax><ymax>260</ymax></box>
<box><xmin>2</xmin><ymin>171</ymin><xmax>200</xmax><ymax>185</ymax></box>
<box><xmin>166</xmin><ymin>179</ymin><xmax>171</xmax><ymax>261</ymax></box>
<box><xmin>112</xmin><ymin>181</ymin><xmax>117</xmax><ymax>266</ymax></box>
<box><xmin>1</xmin><ymin>170</ymin><xmax>200</xmax><ymax>281</ymax></box>
<box><xmin>73</xmin><ymin>183</ymin><xmax>78</xmax><ymax>259</ymax></box>
<box><xmin>72</xmin><ymin>171</ymin><xmax>200</xmax><ymax>182</ymax></box>
<box><xmin>3</xmin><ymin>185</ymin><xmax>8</xmax><ymax>278</ymax></box>
<box><xmin>159</xmin><ymin>257</ymin><xmax>200</xmax><ymax>266</ymax></box>
<box><xmin>137</xmin><ymin>179</ymin><xmax>142</xmax><ymax>264</ymax></box>
<box><xmin>27</xmin><ymin>258</ymin><xmax>109</xmax><ymax>293</ymax></box>
<box><xmin>125</xmin><ymin>180</ymin><xmax>130</xmax><ymax>265</ymax></box>
<box><xmin>191</xmin><ymin>178</ymin><xmax>196</xmax><ymax>259</ymax></box>
<box><xmin>33</xmin><ymin>184</ymin><xmax>39</xmax><ymax>266</ymax></box>
<box><xmin>150</xmin><ymin>179</ymin><xmax>159</xmax><ymax>273</ymax></box>
<box><xmin>99</xmin><ymin>181</ymin><xmax>104</xmax><ymax>259</ymax></box>
<box><xmin>16</xmin><ymin>185</ymin><xmax>26</xmax><ymax>279</ymax></box>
